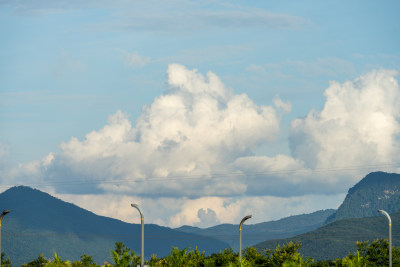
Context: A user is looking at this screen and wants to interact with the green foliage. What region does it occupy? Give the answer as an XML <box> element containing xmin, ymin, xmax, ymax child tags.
<box><xmin>265</xmin><ymin>241</ymin><xmax>305</xmax><ymax>266</ymax></box>
<box><xmin>356</xmin><ymin>239</ymin><xmax>388</xmax><ymax>266</ymax></box>
<box><xmin>341</xmin><ymin>251</ymin><xmax>366</xmax><ymax>267</ymax></box>
<box><xmin>71</xmin><ymin>254</ymin><xmax>99</xmax><ymax>267</ymax></box>
<box><xmin>184</xmin><ymin>247</ymin><xmax>206</xmax><ymax>266</ymax></box>
<box><xmin>1</xmin><ymin>252</ymin><xmax>12</xmax><ymax>267</ymax></box>
<box><xmin>14</xmin><ymin>237</ymin><xmax>400</xmax><ymax>267</ymax></box>
<box><xmin>210</xmin><ymin>247</ymin><xmax>238</xmax><ymax>266</ymax></box>
<box><xmin>22</xmin><ymin>254</ymin><xmax>49</xmax><ymax>267</ymax></box>
<box><xmin>46</xmin><ymin>253</ymin><xmax>71</xmax><ymax>267</ymax></box>
<box><xmin>243</xmin><ymin>246</ymin><xmax>268</xmax><ymax>266</ymax></box>
<box><xmin>110</xmin><ymin>242</ymin><xmax>140</xmax><ymax>267</ymax></box>
<box><xmin>162</xmin><ymin>246</ymin><xmax>188</xmax><ymax>266</ymax></box>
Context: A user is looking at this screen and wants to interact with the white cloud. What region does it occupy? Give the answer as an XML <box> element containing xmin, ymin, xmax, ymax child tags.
<box><xmin>160</xmin><ymin>194</ymin><xmax>344</xmax><ymax>227</ymax></box>
<box><xmin>56</xmin><ymin>193</ymin><xmax>344</xmax><ymax>228</ymax></box>
<box><xmin>289</xmin><ymin>69</ymin><xmax>400</xmax><ymax>179</ymax></box>
<box><xmin>43</xmin><ymin>64</ymin><xmax>281</xmax><ymax>197</ymax></box>
<box><xmin>273</xmin><ymin>96</ymin><xmax>292</xmax><ymax>114</ymax></box>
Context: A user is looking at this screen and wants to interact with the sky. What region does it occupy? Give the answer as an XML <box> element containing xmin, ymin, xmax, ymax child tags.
<box><xmin>1</xmin><ymin>0</ymin><xmax>400</xmax><ymax>228</ymax></box>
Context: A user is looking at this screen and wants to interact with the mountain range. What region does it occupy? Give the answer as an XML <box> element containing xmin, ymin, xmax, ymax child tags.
<box><xmin>326</xmin><ymin>171</ymin><xmax>400</xmax><ymax>223</ymax></box>
<box><xmin>175</xmin><ymin>209</ymin><xmax>335</xmax><ymax>250</ymax></box>
<box><xmin>255</xmin><ymin>212</ymin><xmax>400</xmax><ymax>261</ymax></box>
<box><xmin>256</xmin><ymin>171</ymin><xmax>400</xmax><ymax>260</ymax></box>
<box><xmin>1</xmin><ymin>171</ymin><xmax>400</xmax><ymax>265</ymax></box>
<box><xmin>0</xmin><ymin>186</ymin><xmax>228</xmax><ymax>266</ymax></box>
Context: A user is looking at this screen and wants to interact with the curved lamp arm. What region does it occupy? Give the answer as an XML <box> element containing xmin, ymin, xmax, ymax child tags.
<box><xmin>131</xmin><ymin>204</ymin><xmax>144</xmax><ymax>267</ymax></box>
<box><xmin>131</xmin><ymin>204</ymin><xmax>143</xmax><ymax>219</ymax></box>
<box><xmin>378</xmin><ymin>209</ymin><xmax>391</xmax><ymax>225</ymax></box>
<box><xmin>0</xmin><ymin>210</ymin><xmax>10</xmax><ymax>227</ymax></box>
<box><xmin>378</xmin><ymin>209</ymin><xmax>392</xmax><ymax>267</ymax></box>
<box><xmin>239</xmin><ymin>215</ymin><xmax>252</xmax><ymax>230</ymax></box>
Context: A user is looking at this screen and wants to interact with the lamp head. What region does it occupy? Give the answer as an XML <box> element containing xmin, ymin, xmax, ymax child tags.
<box><xmin>2</xmin><ymin>210</ymin><xmax>10</xmax><ymax>215</ymax></box>
<box><xmin>243</xmin><ymin>215</ymin><xmax>252</xmax><ymax>221</ymax></box>
<box><xmin>239</xmin><ymin>214</ymin><xmax>252</xmax><ymax>228</ymax></box>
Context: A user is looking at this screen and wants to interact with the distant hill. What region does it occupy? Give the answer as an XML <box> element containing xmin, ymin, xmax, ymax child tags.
<box><xmin>0</xmin><ymin>186</ymin><xmax>229</xmax><ymax>266</ymax></box>
<box><xmin>326</xmin><ymin>172</ymin><xmax>400</xmax><ymax>224</ymax></box>
<box><xmin>255</xmin><ymin>212</ymin><xmax>399</xmax><ymax>261</ymax></box>
<box><xmin>175</xmin><ymin>209</ymin><xmax>335</xmax><ymax>250</ymax></box>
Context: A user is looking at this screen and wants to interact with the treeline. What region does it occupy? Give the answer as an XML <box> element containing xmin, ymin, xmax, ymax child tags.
<box><xmin>2</xmin><ymin>239</ymin><xmax>399</xmax><ymax>266</ymax></box>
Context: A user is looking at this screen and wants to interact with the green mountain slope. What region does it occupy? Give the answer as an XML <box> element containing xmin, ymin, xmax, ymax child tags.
<box><xmin>255</xmin><ymin>212</ymin><xmax>399</xmax><ymax>261</ymax></box>
<box><xmin>326</xmin><ymin>172</ymin><xmax>400</xmax><ymax>224</ymax></box>
<box><xmin>175</xmin><ymin>209</ymin><xmax>335</xmax><ymax>250</ymax></box>
<box><xmin>0</xmin><ymin>186</ymin><xmax>229</xmax><ymax>266</ymax></box>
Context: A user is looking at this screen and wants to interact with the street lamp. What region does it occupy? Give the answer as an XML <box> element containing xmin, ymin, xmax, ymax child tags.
<box><xmin>0</xmin><ymin>210</ymin><xmax>10</xmax><ymax>267</ymax></box>
<box><xmin>131</xmin><ymin>204</ymin><xmax>144</xmax><ymax>267</ymax></box>
<box><xmin>239</xmin><ymin>215</ymin><xmax>252</xmax><ymax>265</ymax></box>
<box><xmin>378</xmin><ymin>209</ymin><xmax>392</xmax><ymax>267</ymax></box>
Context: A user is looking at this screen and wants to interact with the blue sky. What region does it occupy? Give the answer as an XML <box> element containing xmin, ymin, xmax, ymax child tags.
<box><xmin>1</xmin><ymin>0</ymin><xmax>399</xmax><ymax>227</ymax></box>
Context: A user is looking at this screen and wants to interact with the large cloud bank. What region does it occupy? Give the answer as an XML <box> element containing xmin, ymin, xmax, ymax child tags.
<box><xmin>44</xmin><ymin>64</ymin><xmax>282</xmax><ymax>197</ymax></box>
<box><xmin>290</xmin><ymin>70</ymin><xmax>400</xmax><ymax>170</ymax></box>
<box><xmin>5</xmin><ymin>65</ymin><xmax>400</xmax><ymax>227</ymax></box>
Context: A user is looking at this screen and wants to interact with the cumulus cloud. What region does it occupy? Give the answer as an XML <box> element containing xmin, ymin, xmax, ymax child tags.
<box><xmin>164</xmin><ymin>194</ymin><xmax>345</xmax><ymax>227</ymax></box>
<box><xmin>43</xmin><ymin>64</ymin><xmax>281</xmax><ymax>197</ymax></box>
<box><xmin>289</xmin><ymin>69</ymin><xmax>400</xmax><ymax>183</ymax></box>
<box><xmin>56</xmin><ymin>192</ymin><xmax>345</xmax><ymax>228</ymax></box>
<box><xmin>197</xmin><ymin>208</ymin><xmax>219</xmax><ymax>228</ymax></box>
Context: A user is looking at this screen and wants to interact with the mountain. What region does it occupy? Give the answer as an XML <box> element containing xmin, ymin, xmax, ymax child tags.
<box><xmin>254</xmin><ymin>212</ymin><xmax>400</xmax><ymax>261</ymax></box>
<box><xmin>0</xmin><ymin>186</ymin><xmax>229</xmax><ymax>266</ymax></box>
<box><xmin>175</xmin><ymin>209</ymin><xmax>335</xmax><ymax>250</ymax></box>
<box><xmin>326</xmin><ymin>172</ymin><xmax>400</xmax><ymax>224</ymax></box>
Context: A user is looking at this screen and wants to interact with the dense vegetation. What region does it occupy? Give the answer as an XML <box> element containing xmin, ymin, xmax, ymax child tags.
<box><xmin>2</xmin><ymin>239</ymin><xmax>398</xmax><ymax>266</ymax></box>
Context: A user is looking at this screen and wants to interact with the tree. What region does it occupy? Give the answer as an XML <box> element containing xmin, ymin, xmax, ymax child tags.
<box><xmin>243</xmin><ymin>247</ymin><xmax>268</xmax><ymax>266</ymax></box>
<box><xmin>344</xmin><ymin>239</ymin><xmax>400</xmax><ymax>266</ymax></box>
<box><xmin>22</xmin><ymin>254</ymin><xmax>49</xmax><ymax>267</ymax></box>
<box><xmin>163</xmin><ymin>247</ymin><xmax>188</xmax><ymax>266</ymax></box>
<box><xmin>209</xmin><ymin>248</ymin><xmax>238</xmax><ymax>266</ymax></box>
<box><xmin>265</xmin><ymin>241</ymin><xmax>306</xmax><ymax>266</ymax></box>
<box><xmin>72</xmin><ymin>254</ymin><xmax>98</xmax><ymax>267</ymax></box>
<box><xmin>341</xmin><ymin>250</ymin><xmax>366</xmax><ymax>267</ymax></box>
<box><xmin>46</xmin><ymin>253</ymin><xmax>71</xmax><ymax>267</ymax></box>
<box><xmin>110</xmin><ymin>242</ymin><xmax>140</xmax><ymax>267</ymax></box>
<box><xmin>1</xmin><ymin>252</ymin><xmax>12</xmax><ymax>267</ymax></box>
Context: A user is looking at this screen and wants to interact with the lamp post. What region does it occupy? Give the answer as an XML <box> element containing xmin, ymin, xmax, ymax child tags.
<box><xmin>378</xmin><ymin>209</ymin><xmax>392</xmax><ymax>267</ymax></box>
<box><xmin>239</xmin><ymin>215</ymin><xmax>252</xmax><ymax>265</ymax></box>
<box><xmin>131</xmin><ymin>204</ymin><xmax>144</xmax><ymax>267</ymax></box>
<box><xmin>0</xmin><ymin>210</ymin><xmax>10</xmax><ymax>267</ymax></box>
